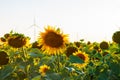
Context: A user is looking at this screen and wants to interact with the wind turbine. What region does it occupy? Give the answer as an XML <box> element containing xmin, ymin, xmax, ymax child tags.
<box><xmin>27</xmin><ymin>17</ymin><xmax>40</xmax><ymax>42</ymax></box>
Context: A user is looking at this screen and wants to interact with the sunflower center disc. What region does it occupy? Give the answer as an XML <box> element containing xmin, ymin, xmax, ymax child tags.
<box><xmin>77</xmin><ymin>53</ymin><xmax>85</xmax><ymax>61</ymax></box>
<box><xmin>44</xmin><ymin>32</ymin><xmax>63</xmax><ymax>48</ymax></box>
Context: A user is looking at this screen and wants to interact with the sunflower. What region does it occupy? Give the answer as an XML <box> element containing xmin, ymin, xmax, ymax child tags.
<box><xmin>93</xmin><ymin>45</ymin><xmax>99</xmax><ymax>50</ymax></box>
<box><xmin>4</xmin><ymin>33</ymin><xmax>10</xmax><ymax>39</ymax></box>
<box><xmin>72</xmin><ymin>51</ymin><xmax>89</xmax><ymax>69</ymax></box>
<box><xmin>8</xmin><ymin>33</ymin><xmax>30</xmax><ymax>48</ymax></box>
<box><xmin>87</xmin><ymin>41</ymin><xmax>91</xmax><ymax>45</ymax></box>
<box><xmin>74</xmin><ymin>41</ymin><xmax>81</xmax><ymax>48</ymax></box>
<box><xmin>65</xmin><ymin>46</ymin><xmax>78</xmax><ymax>57</ymax></box>
<box><xmin>0</xmin><ymin>37</ymin><xmax>6</xmax><ymax>46</ymax></box>
<box><xmin>32</xmin><ymin>41</ymin><xmax>42</xmax><ymax>49</ymax></box>
<box><xmin>112</xmin><ymin>31</ymin><xmax>120</xmax><ymax>44</ymax></box>
<box><xmin>100</xmin><ymin>41</ymin><xmax>109</xmax><ymax>50</ymax></box>
<box><xmin>0</xmin><ymin>37</ymin><xmax>7</xmax><ymax>48</ymax></box>
<box><xmin>33</xmin><ymin>57</ymin><xmax>40</xmax><ymax>66</ymax></box>
<box><xmin>38</xmin><ymin>25</ymin><xmax>69</xmax><ymax>55</ymax></box>
<box><xmin>0</xmin><ymin>37</ymin><xmax>6</xmax><ymax>42</ymax></box>
<box><xmin>0</xmin><ymin>51</ymin><xmax>9</xmax><ymax>65</ymax></box>
<box><xmin>39</xmin><ymin>64</ymin><xmax>50</xmax><ymax>76</ymax></box>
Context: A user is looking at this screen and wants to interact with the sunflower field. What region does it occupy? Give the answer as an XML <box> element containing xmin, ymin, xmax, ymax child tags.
<box><xmin>0</xmin><ymin>25</ymin><xmax>120</xmax><ymax>80</ymax></box>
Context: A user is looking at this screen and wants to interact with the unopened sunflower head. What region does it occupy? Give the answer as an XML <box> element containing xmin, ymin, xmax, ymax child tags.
<box><xmin>72</xmin><ymin>51</ymin><xmax>89</xmax><ymax>69</ymax></box>
<box><xmin>39</xmin><ymin>64</ymin><xmax>50</xmax><ymax>76</ymax></box>
<box><xmin>38</xmin><ymin>25</ymin><xmax>69</xmax><ymax>55</ymax></box>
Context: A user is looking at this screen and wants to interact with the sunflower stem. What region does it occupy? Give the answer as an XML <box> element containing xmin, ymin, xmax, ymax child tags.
<box><xmin>22</xmin><ymin>47</ymin><xmax>26</xmax><ymax>62</ymax></box>
<box><xmin>118</xmin><ymin>44</ymin><xmax>120</xmax><ymax>51</ymax></box>
<box><xmin>56</xmin><ymin>54</ymin><xmax>60</xmax><ymax>73</ymax></box>
<box><xmin>22</xmin><ymin>47</ymin><xmax>31</xmax><ymax>78</ymax></box>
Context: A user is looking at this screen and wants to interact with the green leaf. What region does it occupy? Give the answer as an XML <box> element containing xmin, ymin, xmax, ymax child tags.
<box><xmin>95</xmin><ymin>65</ymin><xmax>109</xmax><ymax>80</ymax></box>
<box><xmin>69</xmin><ymin>55</ymin><xmax>84</xmax><ymax>63</ymax></box>
<box><xmin>46</xmin><ymin>73</ymin><xmax>61</xmax><ymax>80</ymax></box>
<box><xmin>0</xmin><ymin>65</ymin><xmax>15</xmax><ymax>80</ymax></box>
<box><xmin>40</xmin><ymin>56</ymin><xmax>52</xmax><ymax>64</ymax></box>
<box><xmin>29</xmin><ymin>52</ymin><xmax>42</xmax><ymax>57</ymax></box>
<box><xmin>110</xmin><ymin>61</ymin><xmax>120</xmax><ymax>75</ymax></box>
<box><xmin>94</xmin><ymin>52</ymin><xmax>102</xmax><ymax>59</ymax></box>
<box><xmin>32</xmin><ymin>75</ymin><xmax>41</xmax><ymax>80</ymax></box>
<box><xmin>98</xmin><ymin>72</ymin><xmax>108</xmax><ymax>80</ymax></box>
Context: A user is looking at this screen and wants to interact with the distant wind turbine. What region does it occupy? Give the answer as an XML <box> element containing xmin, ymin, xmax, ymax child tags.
<box><xmin>27</xmin><ymin>17</ymin><xmax>40</xmax><ymax>41</ymax></box>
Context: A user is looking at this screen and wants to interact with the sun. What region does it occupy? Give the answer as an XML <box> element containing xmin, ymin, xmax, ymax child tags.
<box><xmin>38</xmin><ymin>25</ymin><xmax>69</xmax><ymax>55</ymax></box>
<box><xmin>72</xmin><ymin>51</ymin><xmax>89</xmax><ymax>69</ymax></box>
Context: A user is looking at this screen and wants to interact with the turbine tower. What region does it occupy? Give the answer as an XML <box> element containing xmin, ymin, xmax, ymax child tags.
<box><xmin>27</xmin><ymin>17</ymin><xmax>40</xmax><ymax>42</ymax></box>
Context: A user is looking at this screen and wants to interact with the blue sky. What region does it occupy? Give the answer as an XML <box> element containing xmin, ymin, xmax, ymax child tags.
<box><xmin>0</xmin><ymin>0</ymin><xmax>120</xmax><ymax>42</ymax></box>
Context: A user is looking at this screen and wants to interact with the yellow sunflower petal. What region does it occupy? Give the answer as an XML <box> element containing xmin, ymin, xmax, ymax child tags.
<box><xmin>38</xmin><ymin>25</ymin><xmax>69</xmax><ymax>55</ymax></box>
<box><xmin>72</xmin><ymin>51</ymin><xmax>89</xmax><ymax>69</ymax></box>
<box><xmin>39</xmin><ymin>64</ymin><xmax>50</xmax><ymax>76</ymax></box>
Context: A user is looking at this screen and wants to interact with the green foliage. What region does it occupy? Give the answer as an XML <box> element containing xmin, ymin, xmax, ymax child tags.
<box><xmin>69</xmin><ymin>55</ymin><xmax>84</xmax><ymax>63</ymax></box>
<box><xmin>0</xmin><ymin>65</ymin><xmax>15</xmax><ymax>80</ymax></box>
<box><xmin>0</xmin><ymin>31</ymin><xmax>120</xmax><ymax>80</ymax></box>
